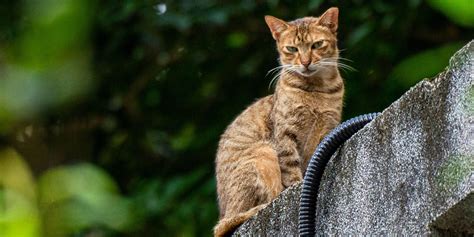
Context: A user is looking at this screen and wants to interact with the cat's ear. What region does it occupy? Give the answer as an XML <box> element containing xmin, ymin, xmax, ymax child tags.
<box><xmin>264</xmin><ymin>15</ymin><xmax>289</xmax><ymax>40</ymax></box>
<box><xmin>318</xmin><ymin>7</ymin><xmax>338</xmax><ymax>33</ymax></box>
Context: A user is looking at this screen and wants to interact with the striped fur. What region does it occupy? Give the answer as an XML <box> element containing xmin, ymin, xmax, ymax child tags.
<box><xmin>214</xmin><ymin>8</ymin><xmax>344</xmax><ymax>237</ymax></box>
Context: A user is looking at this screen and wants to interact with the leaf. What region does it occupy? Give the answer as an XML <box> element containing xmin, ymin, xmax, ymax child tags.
<box><xmin>226</xmin><ymin>32</ymin><xmax>248</xmax><ymax>48</ymax></box>
<box><xmin>38</xmin><ymin>163</ymin><xmax>138</xmax><ymax>236</ymax></box>
<box><xmin>388</xmin><ymin>42</ymin><xmax>464</xmax><ymax>88</ymax></box>
<box><xmin>0</xmin><ymin>189</ymin><xmax>41</xmax><ymax>237</ymax></box>
<box><xmin>427</xmin><ymin>0</ymin><xmax>474</xmax><ymax>27</ymax></box>
<box><xmin>170</xmin><ymin>123</ymin><xmax>196</xmax><ymax>151</ymax></box>
<box><xmin>38</xmin><ymin>163</ymin><xmax>119</xmax><ymax>205</ymax></box>
<box><xmin>42</xmin><ymin>194</ymin><xmax>138</xmax><ymax>236</ymax></box>
<box><xmin>0</xmin><ymin>0</ymin><xmax>95</xmax><ymax>132</ymax></box>
<box><xmin>0</xmin><ymin>148</ymin><xmax>36</xmax><ymax>201</ymax></box>
<box><xmin>308</xmin><ymin>0</ymin><xmax>323</xmax><ymax>11</ymax></box>
<box><xmin>347</xmin><ymin>22</ymin><xmax>374</xmax><ymax>47</ymax></box>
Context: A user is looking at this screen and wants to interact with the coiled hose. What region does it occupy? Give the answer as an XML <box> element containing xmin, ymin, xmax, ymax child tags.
<box><xmin>298</xmin><ymin>112</ymin><xmax>380</xmax><ymax>236</ymax></box>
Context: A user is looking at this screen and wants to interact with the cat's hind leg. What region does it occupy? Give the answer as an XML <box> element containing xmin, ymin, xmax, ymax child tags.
<box><xmin>213</xmin><ymin>203</ymin><xmax>267</xmax><ymax>237</ymax></box>
<box><xmin>214</xmin><ymin>144</ymin><xmax>283</xmax><ymax>237</ymax></box>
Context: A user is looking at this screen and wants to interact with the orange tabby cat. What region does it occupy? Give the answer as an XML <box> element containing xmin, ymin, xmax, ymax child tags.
<box><xmin>214</xmin><ymin>7</ymin><xmax>344</xmax><ymax>237</ymax></box>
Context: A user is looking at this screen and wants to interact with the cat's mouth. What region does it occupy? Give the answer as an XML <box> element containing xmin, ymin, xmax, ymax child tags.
<box><xmin>297</xmin><ymin>69</ymin><xmax>317</xmax><ymax>77</ymax></box>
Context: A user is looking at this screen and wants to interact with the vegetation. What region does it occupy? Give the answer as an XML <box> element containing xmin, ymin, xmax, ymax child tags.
<box><xmin>0</xmin><ymin>0</ymin><xmax>472</xmax><ymax>236</ymax></box>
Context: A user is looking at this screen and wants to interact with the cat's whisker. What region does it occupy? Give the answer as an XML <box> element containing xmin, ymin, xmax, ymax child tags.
<box><xmin>336</xmin><ymin>62</ymin><xmax>356</xmax><ymax>72</ymax></box>
<box><xmin>319</xmin><ymin>57</ymin><xmax>356</xmax><ymax>72</ymax></box>
<box><xmin>322</xmin><ymin>56</ymin><xmax>353</xmax><ymax>63</ymax></box>
<box><xmin>318</xmin><ymin>61</ymin><xmax>356</xmax><ymax>72</ymax></box>
<box><xmin>268</xmin><ymin>64</ymin><xmax>293</xmax><ymax>90</ymax></box>
<box><xmin>321</xmin><ymin>58</ymin><xmax>349</xmax><ymax>64</ymax></box>
<box><xmin>318</xmin><ymin>62</ymin><xmax>339</xmax><ymax>69</ymax></box>
<box><xmin>285</xmin><ymin>67</ymin><xmax>298</xmax><ymax>75</ymax></box>
<box><xmin>268</xmin><ymin>69</ymin><xmax>286</xmax><ymax>90</ymax></box>
<box><xmin>268</xmin><ymin>74</ymin><xmax>279</xmax><ymax>90</ymax></box>
<box><xmin>334</xmin><ymin>57</ymin><xmax>353</xmax><ymax>62</ymax></box>
<box><xmin>266</xmin><ymin>65</ymin><xmax>289</xmax><ymax>77</ymax></box>
<box><xmin>275</xmin><ymin>64</ymin><xmax>290</xmax><ymax>71</ymax></box>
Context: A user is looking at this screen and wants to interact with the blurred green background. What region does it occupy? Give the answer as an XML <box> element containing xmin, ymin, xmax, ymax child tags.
<box><xmin>0</xmin><ymin>0</ymin><xmax>472</xmax><ymax>236</ymax></box>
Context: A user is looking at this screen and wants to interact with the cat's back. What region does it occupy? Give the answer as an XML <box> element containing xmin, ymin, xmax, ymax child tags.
<box><xmin>216</xmin><ymin>95</ymin><xmax>274</xmax><ymax>161</ymax></box>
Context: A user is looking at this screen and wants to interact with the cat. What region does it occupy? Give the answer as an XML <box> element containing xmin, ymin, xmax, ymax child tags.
<box><xmin>214</xmin><ymin>7</ymin><xmax>344</xmax><ymax>237</ymax></box>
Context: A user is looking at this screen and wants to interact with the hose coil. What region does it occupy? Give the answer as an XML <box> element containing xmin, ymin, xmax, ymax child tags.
<box><xmin>298</xmin><ymin>113</ymin><xmax>380</xmax><ymax>236</ymax></box>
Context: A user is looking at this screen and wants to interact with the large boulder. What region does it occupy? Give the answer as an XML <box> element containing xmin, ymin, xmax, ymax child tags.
<box><xmin>234</xmin><ymin>40</ymin><xmax>473</xmax><ymax>236</ymax></box>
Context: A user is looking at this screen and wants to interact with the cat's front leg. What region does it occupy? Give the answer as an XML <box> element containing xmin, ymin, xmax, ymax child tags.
<box><xmin>274</xmin><ymin>129</ymin><xmax>303</xmax><ymax>188</ymax></box>
<box><xmin>301</xmin><ymin>114</ymin><xmax>340</xmax><ymax>171</ymax></box>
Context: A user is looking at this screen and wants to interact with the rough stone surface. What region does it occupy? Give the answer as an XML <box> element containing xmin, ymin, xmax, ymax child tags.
<box><xmin>234</xmin><ymin>40</ymin><xmax>473</xmax><ymax>236</ymax></box>
<box><xmin>430</xmin><ymin>193</ymin><xmax>474</xmax><ymax>234</ymax></box>
<box><xmin>233</xmin><ymin>184</ymin><xmax>301</xmax><ymax>237</ymax></box>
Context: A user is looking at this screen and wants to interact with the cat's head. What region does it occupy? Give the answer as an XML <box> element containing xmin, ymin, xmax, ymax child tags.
<box><xmin>265</xmin><ymin>7</ymin><xmax>339</xmax><ymax>78</ymax></box>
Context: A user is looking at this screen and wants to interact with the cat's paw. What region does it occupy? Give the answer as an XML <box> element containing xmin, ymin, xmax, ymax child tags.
<box><xmin>282</xmin><ymin>172</ymin><xmax>302</xmax><ymax>188</ymax></box>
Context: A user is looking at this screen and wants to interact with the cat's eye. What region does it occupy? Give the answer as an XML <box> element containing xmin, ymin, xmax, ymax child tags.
<box><xmin>286</xmin><ymin>46</ymin><xmax>298</xmax><ymax>53</ymax></box>
<box><xmin>311</xmin><ymin>40</ymin><xmax>324</xmax><ymax>49</ymax></box>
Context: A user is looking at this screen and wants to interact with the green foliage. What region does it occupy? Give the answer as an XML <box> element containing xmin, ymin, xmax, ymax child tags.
<box><xmin>389</xmin><ymin>42</ymin><xmax>464</xmax><ymax>88</ymax></box>
<box><xmin>0</xmin><ymin>0</ymin><xmax>473</xmax><ymax>236</ymax></box>
<box><xmin>39</xmin><ymin>164</ymin><xmax>139</xmax><ymax>236</ymax></box>
<box><xmin>0</xmin><ymin>149</ymin><xmax>40</xmax><ymax>237</ymax></box>
<box><xmin>0</xmin><ymin>189</ymin><xmax>41</xmax><ymax>237</ymax></box>
<box><xmin>0</xmin><ymin>149</ymin><xmax>36</xmax><ymax>201</ymax></box>
<box><xmin>0</xmin><ymin>149</ymin><xmax>140</xmax><ymax>237</ymax></box>
<box><xmin>131</xmin><ymin>169</ymin><xmax>218</xmax><ymax>236</ymax></box>
<box><xmin>427</xmin><ymin>0</ymin><xmax>474</xmax><ymax>27</ymax></box>
<box><xmin>0</xmin><ymin>0</ymin><xmax>94</xmax><ymax>132</ymax></box>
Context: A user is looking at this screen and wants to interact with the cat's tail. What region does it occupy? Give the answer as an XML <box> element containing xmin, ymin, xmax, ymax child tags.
<box><xmin>213</xmin><ymin>204</ymin><xmax>267</xmax><ymax>237</ymax></box>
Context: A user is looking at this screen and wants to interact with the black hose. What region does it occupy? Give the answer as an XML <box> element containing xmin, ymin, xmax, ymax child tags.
<box><xmin>298</xmin><ymin>112</ymin><xmax>380</xmax><ymax>236</ymax></box>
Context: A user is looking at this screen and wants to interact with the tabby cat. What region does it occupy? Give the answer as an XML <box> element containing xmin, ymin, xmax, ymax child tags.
<box><xmin>214</xmin><ymin>7</ymin><xmax>344</xmax><ymax>237</ymax></box>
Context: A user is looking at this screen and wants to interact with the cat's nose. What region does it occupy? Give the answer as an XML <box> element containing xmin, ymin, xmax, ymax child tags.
<box><xmin>301</xmin><ymin>60</ymin><xmax>311</xmax><ymax>68</ymax></box>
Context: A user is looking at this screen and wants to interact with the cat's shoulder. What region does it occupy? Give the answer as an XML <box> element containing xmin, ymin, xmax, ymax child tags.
<box><xmin>248</xmin><ymin>95</ymin><xmax>274</xmax><ymax>109</ymax></box>
<box><xmin>235</xmin><ymin>95</ymin><xmax>274</xmax><ymax>119</ymax></box>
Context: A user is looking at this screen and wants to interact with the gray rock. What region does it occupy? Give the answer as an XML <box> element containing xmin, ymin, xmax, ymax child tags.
<box><xmin>233</xmin><ymin>184</ymin><xmax>301</xmax><ymax>237</ymax></box>
<box><xmin>430</xmin><ymin>193</ymin><xmax>474</xmax><ymax>235</ymax></box>
<box><xmin>234</xmin><ymin>40</ymin><xmax>473</xmax><ymax>236</ymax></box>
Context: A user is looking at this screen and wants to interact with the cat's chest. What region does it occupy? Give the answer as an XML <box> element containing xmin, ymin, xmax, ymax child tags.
<box><xmin>292</xmin><ymin>104</ymin><xmax>321</xmax><ymax>132</ymax></box>
<box><xmin>273</xmin><ymin>100</ymin><xmax>321</xmax><ymax>134</ymax></box>
<box><xmin>273</xmin><ymin>90</ymin><xmax>339</xmax><ymax>130</ymax></box>
<box><xmin>279</xmin><ymin>96</ymin><xmax>325</xmax><ymax>120</ymax></box>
